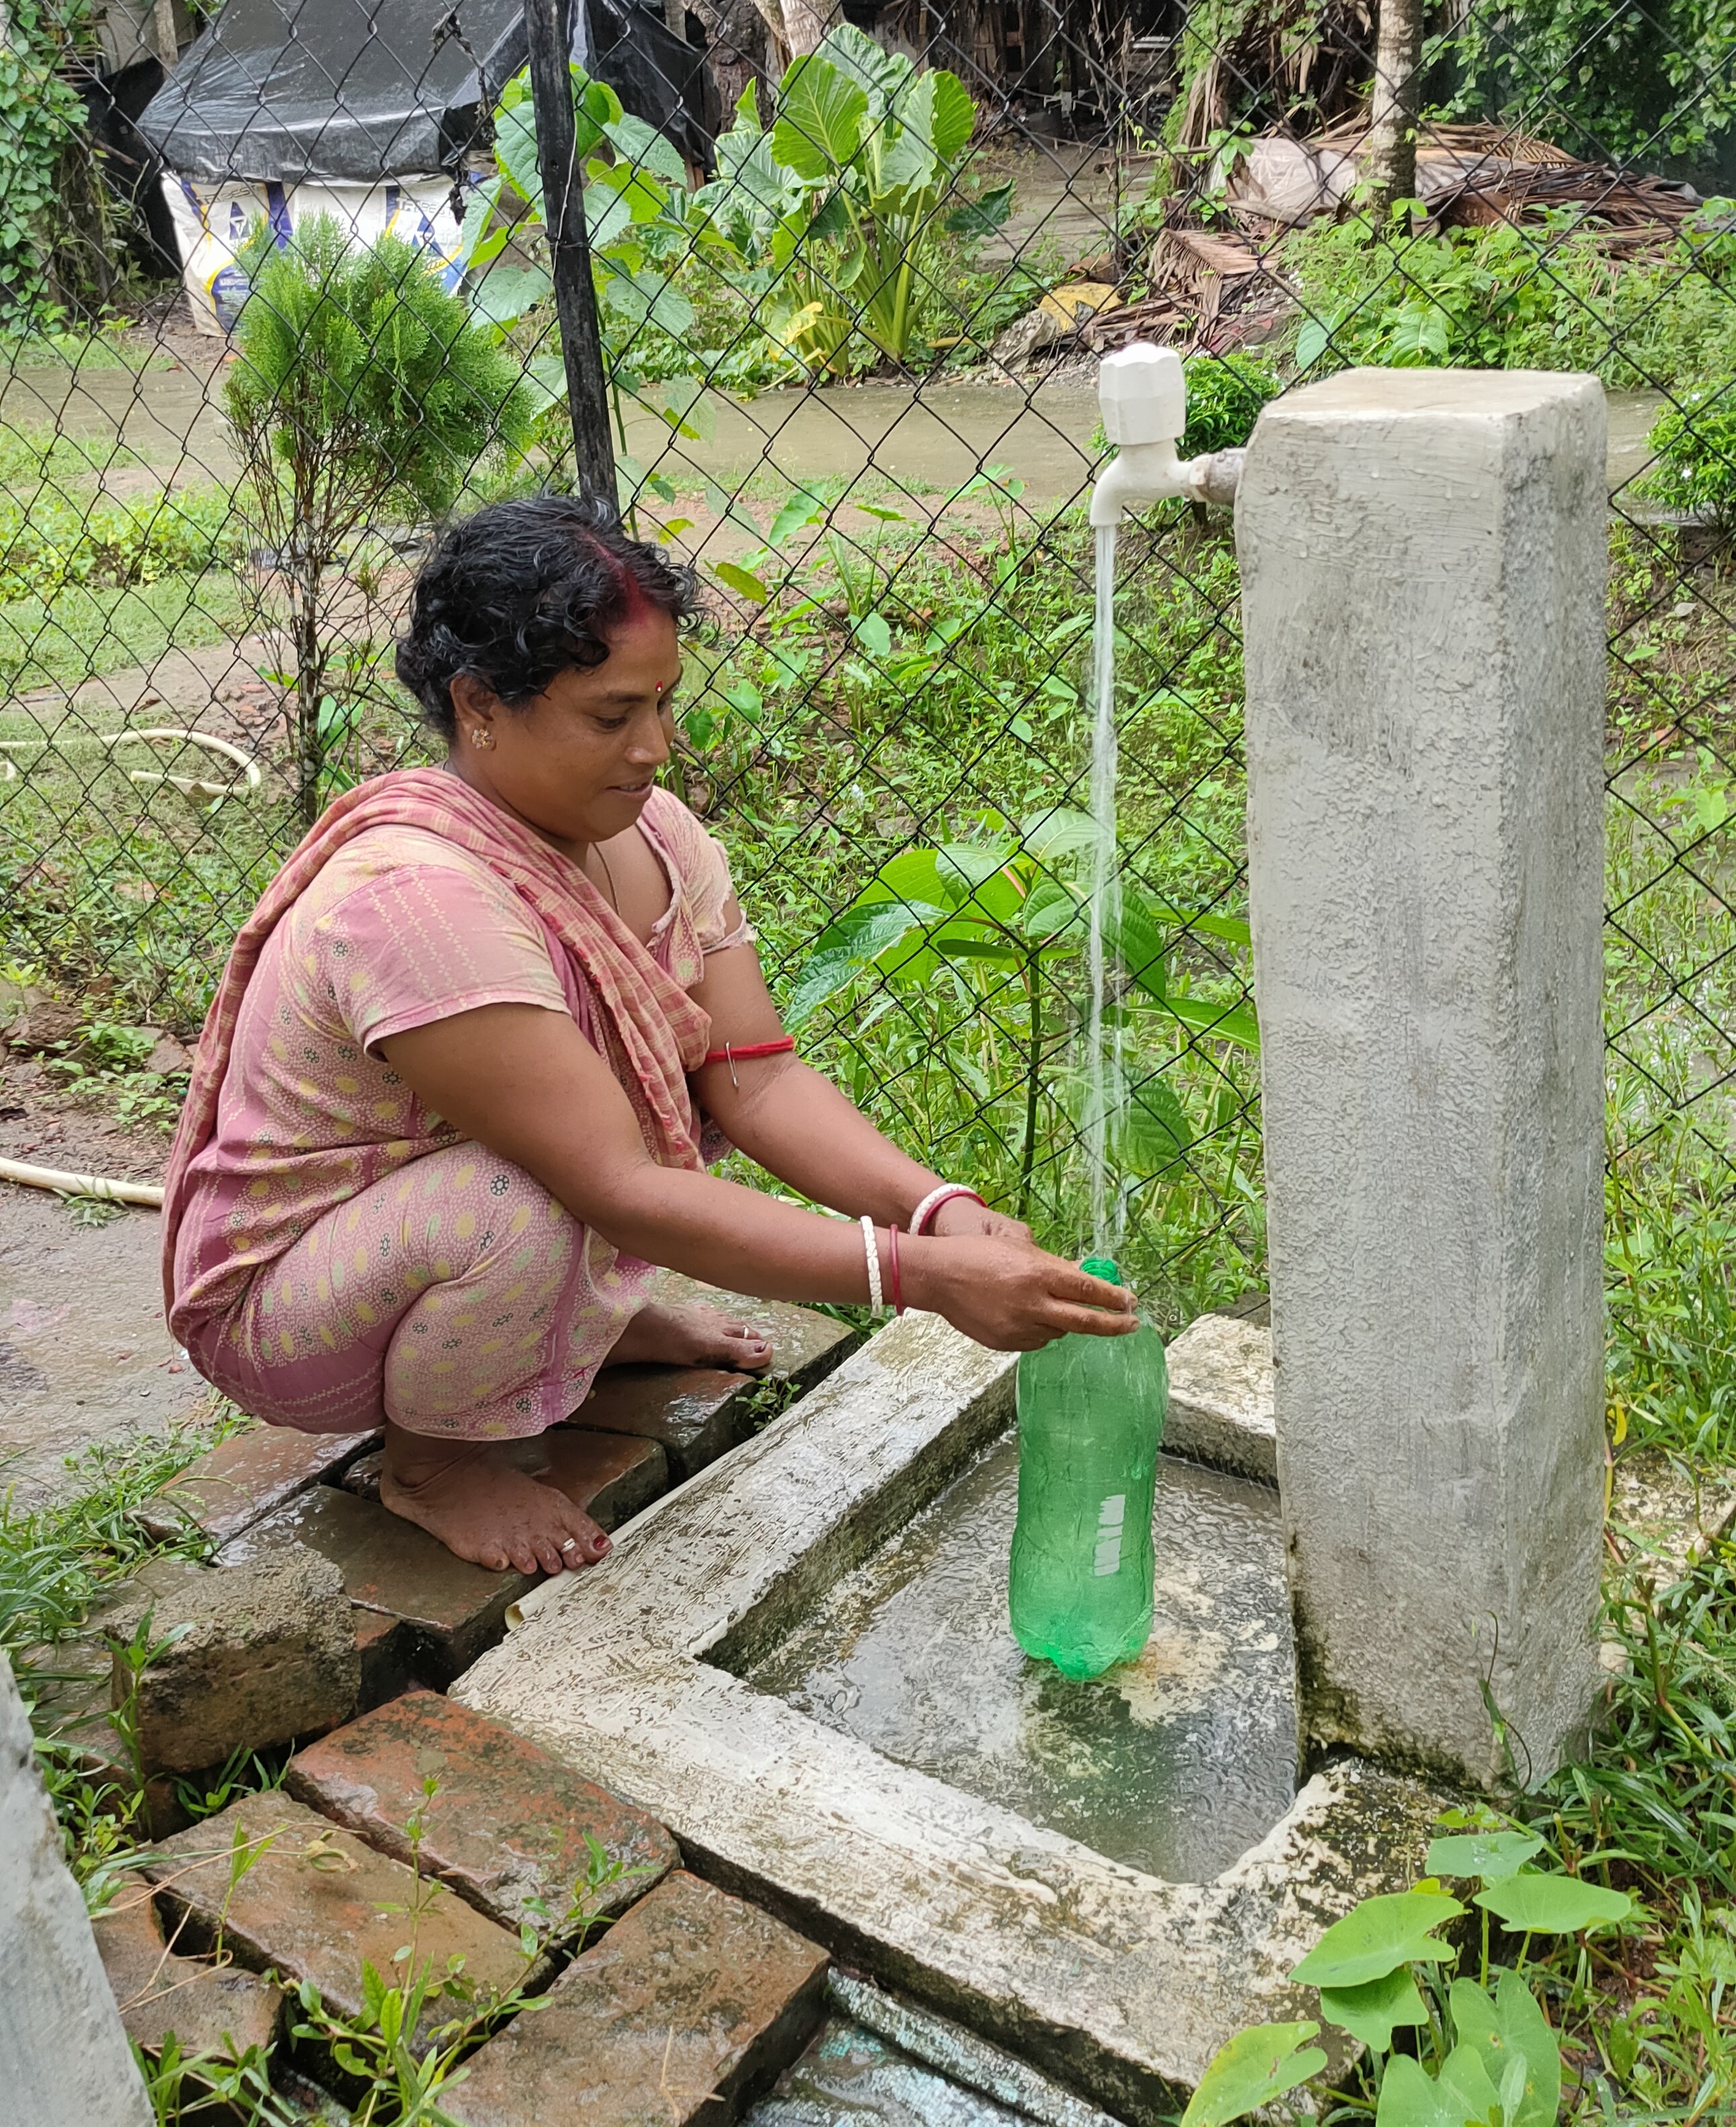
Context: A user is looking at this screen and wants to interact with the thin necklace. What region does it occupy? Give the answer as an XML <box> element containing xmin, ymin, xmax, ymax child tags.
<box><xmin>593</xmin><ymin>844</ymin><xmax>619</xmax><ymax>911</ymax></box>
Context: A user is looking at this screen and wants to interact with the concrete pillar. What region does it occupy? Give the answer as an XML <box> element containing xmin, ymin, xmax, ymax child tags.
<box><xmin>1236</xmin><ymin>369</ymin><xmax>1607</xmax><ymax>1790</ymax></box>
<box><xmin>1</xmin><ymin>1655</ymin><xmax>154</xmax><ymax>2126</ymax></box>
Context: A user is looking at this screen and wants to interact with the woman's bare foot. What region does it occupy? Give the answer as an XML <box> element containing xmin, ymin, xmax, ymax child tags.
<box><xmin>379</xmin><ymin>1422</ymin><xmax>610</xmax><ymax>1576</ymax></box>
<box><xmin>603</xmin><ymin>1301</ymin><xmax>773</xmax><ymax>1373</ymax></box>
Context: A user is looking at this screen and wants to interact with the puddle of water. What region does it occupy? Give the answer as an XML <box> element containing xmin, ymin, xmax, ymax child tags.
<box><xmin>744</xmin><ymin>1435</ymin><xmax>1296</xmax><ymax>1883</ymax></box>
<box><xmin>747</xmin><ymin>2016</ymin><xmax>1027</xmax><ymax>2127</ymax></box>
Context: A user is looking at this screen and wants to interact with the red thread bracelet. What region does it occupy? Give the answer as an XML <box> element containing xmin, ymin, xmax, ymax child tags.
<box><xmin>887</xmin><ymin>1221</ymin><xmax>903</xmax><ymax>1315</ymax></box>
<box><xmin>700</xmin><ymin>1036</ymin><xmax>796</xmax><ymax>1067</ymax></box>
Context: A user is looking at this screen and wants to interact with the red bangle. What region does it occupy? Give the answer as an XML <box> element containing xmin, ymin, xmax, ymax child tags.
<box><xmin>700</xmin><ymin>1036</ymin><xmax>796</xmax><ymax>1068</ymax></box>
<box><xmin>887</xmin><ymin>1221</ymin><xmax>903</xmax><ymax>1316</ymax></box>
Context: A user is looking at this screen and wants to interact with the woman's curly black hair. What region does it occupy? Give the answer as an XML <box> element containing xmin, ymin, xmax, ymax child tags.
<box><xmin>396</xmin><ymin>493</ymin><xmax>699</xmax><ymax>741</ymax></box>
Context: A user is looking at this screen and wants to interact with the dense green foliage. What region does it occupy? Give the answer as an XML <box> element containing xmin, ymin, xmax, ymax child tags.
<box><xmin>1644</xmin><ymin>389</ymin><xmax>1736</xmax><ymax>526</ymax></box>
<box><xmin>0</xmin><ymin>0</ymin><xmax>86</xmax><ymax>326</ymax></box>
<box><xmin>1441</xmin><ymin>0</ymin><xmax>1736</xmax><ymax>167</ymax></box>
<box><xmin>1290</xmin><ymin>213</ymin><xmax>1736</xmax><ymax>389</ymax></box>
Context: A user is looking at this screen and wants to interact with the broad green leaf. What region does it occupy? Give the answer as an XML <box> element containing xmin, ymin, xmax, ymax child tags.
<box><xmin>908</xmin><ymin>66</ymin><xmax>975</xmax><ymax>164</ymax></box>
<box><xmin>494</xmin><ymin>91</ymin><xmax>545</xmax><ymax>217</ymax></box>
<box><xmin>1159</xmin><ymin>994</ymin><xmax>1262</xmax><ymax>1052</ymax></box>
<box><xmin>711</xmin><ymin>561</ymin><xmax>769</xmax><ymax>604</ymax></box>
<box><xmin>1019</xmin><ymin>805</ymin><xmax>1098</xmax><ymax>863</ymax></box>
<box><xmin>1473</xmin><ymin>1872</ymin><xmax>1632</xmax><ymax>1935</ymax></box>
<box><xmin>457</xmin><ymin>175</ymin><xmax>505</xmax><ymax>267</ymax></box>
<box><xmin>730</xmin><ymin>77</ymin><xmax>761</xmax><ymax>135</ymax></box>
<box><xmin>1424</xmin><ymin>1830</ymin><xmax>1544</xmax><ymax>1882</ymax></box>
<box><xmin>1438</xmin><ymin>2042</ymin><xmax>1503</xmax><ymax>2125</ymax></box>
<box><xmin>1374</xmin><ymin>2054</ymin><xmax>1476</xmax><ymax>2127</ymax></box>
<box><xmin>854</xmin><ymin>610</ymin><xmax>892</xmax><ymax>658</ymax></box>
<box><xmin>1020</xmin><ymin>880</ymin><xmax>1082</xmax><ymax>941</ymax></box>
<box><xmin>1447</xmin><ymin>1974</ymin><xmax>1561</xmax><ymax>2127</ymax></box>
<box><xmin>773</xmin><ymin>54</ymin><xmax>867</xmax><ymax>180</ymax></box>
<box><xmin>1295</xmin><ymin>315</ymin><xmax>1335</xmax><ymax>370</ymax></box>
<box><xmin>605</xmin><ymin>110</ymin><xmax>687</xmax><ymax>184</ymax></box>
<box><xmin>1115</xmin><ymin>1076</ymin><xmax>1191</xmax><ymax>1180</ymax></box>
<box><xmin>1290</xmin><ymin>1890</ymin><xmax>1465</xmax><ymax>1989</ymax></box>
<box><xmin>1179</xmin><ymin>2021</ymin><xmax>1325</xmax><ymax>2127</ymax></box>
<box><xmin>928</xmin><ymin>924</ymin><xmax>1019</xmax><ymax>967</ymax></box>
<box><xmin>770</xmin><ymin>485</ymin><xmax>828</xmax><ymax>544</ymax></box>
<box><xmin>468</xmin><ymin>265</ymin><xmax>551</xmax><ymax>327</ymax></box>
<box><xmin>934</xmin><ymin>842</ymin><xmax>1015</xmax><ymax>893</ymax></box>
<box><xmin>856</xmin><ymin>501</ymin><xmax>907</xmax><ymax>522</ymax></box>
<box><xmin>1109</xmin><ymin>898</ymin><xmax>1168</xmax><ymax>1002</ymax></box>
<box><xmin>947</xmin><ymin>178</ymin><xmax>1016</xmax><ymax>237</ymax></box>
<box><xmin>785</xmin><ymin>901</ymin><xmax>937</xmax><ymax>1025</ymax></box>
<box><xmin>813</xmin><ymin>20</ymin><xmax>910</xmax><ymax>99</ymax></box>
<box><xmin>1319</xmin><ymin>1966</ymin><xmax>1429</xmax><ymax>2052</ymax></box>
<box><xmin>861</xmin><ymin>850</ymin><xmax>961</xmax><ymax>911</ymax></box>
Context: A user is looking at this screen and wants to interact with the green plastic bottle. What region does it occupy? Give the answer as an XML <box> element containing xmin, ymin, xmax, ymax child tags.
<box><xmin>1009</xmin><ymin>1258</ymin><xmax>1169</xmax><ymax>1679</ymax></box>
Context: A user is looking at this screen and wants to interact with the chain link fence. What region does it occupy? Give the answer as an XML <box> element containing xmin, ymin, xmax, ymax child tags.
<box><xmin>3</xmin><ymin>0</ymin><xmax>1735</xmax><ymax>1372</ymax></box>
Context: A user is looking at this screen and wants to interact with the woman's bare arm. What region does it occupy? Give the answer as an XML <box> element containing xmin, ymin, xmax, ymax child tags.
<box><xmin>687</xmin><ymin>938</ymin><xmax>1007</xmax><ymax>1233</ymax></box>
<box><xmin>381</xmin><ymin>1002</ymin><xmax>1133</xmax><ymax>1347</ymax></box>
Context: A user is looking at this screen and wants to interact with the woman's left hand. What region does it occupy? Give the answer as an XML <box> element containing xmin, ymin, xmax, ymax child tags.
<box><xmin>930</xmin><ymin>1195</ymin><xmax>1031</xmax><ymax>1245</ymax></box>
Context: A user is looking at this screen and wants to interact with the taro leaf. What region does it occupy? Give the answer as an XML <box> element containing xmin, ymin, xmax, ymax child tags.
<box><xmin>772</xmin><ymin>54</ymin><xmax>868</xmax><ymax>179</ymax></box>
<box><xmin>947</xmin><ymin>179</ymin><xmax>1017</xmax><ymax>237</ymax></box>
<box><xmin>815</xmin><ymin>20</ymin><xmax>910</xmax><ymax>99</ymax></box>
<box><xmin>1424</xmin><ymin>1830</ymin><xmax>1544</xmax><ymax>1882</ymax></box>
<box><xmin>785</xmin><ymin>900</ymin><xmax>943</xmax><ymax>1026</ymax></box>
<box><xmin>1374</xmin><ymin>2054</ymin><xmax>1478</xmax><ymax>2127</ymax></box>
<box><xmin>1473</xmin><ymin>1872</ymin><xmax>1632</xmax><ymax>1935</ymax></box>
<box><xmin>906</xmin><ymin>66</ymin><xmax>975</xmax><ymax>165</ymax></box>
<box><xmin>769</xmin><ymin>483</ymin><xmax>828</xmax><ymax>544</ymax></box>
<box><xmin>1318</xmin><ymin>1965</ymin><xmax>1429</xmax><ymax>2052</ymax></box>
<box><xmin>1438</xmin><ymin>2042</ymin><xmax>1504</xmax><ymax>2125</ymax></box>
<box><xmin>1448</xmin><ymin>1973</ymin><xmax>1561</xmax><ymax>2127</ymax></box>
<box><xmin>1290</xmin><ymin>1890</ymin><xmax>1465</xmax><ymax>1989</ymax></box>
<box><xmin>711</xmin><ymin>561</ymin><xmax>768</xmax><ymax>604</ymax></box>
<box><xmin>1179</xmin><ymin>2021</ymin><xmax>1325</xmax><ymax>2127</ymax></box>
<box><xmin>853</xmin><ymin>610</ymin><xmax>892</xmax><ymax>658</ymax></box>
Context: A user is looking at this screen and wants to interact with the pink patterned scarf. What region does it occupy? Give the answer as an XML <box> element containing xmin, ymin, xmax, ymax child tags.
<box><xmin>161</xmin><ymin>767</ymin><xmax>712</xmax><ymax>1312</ymax></box>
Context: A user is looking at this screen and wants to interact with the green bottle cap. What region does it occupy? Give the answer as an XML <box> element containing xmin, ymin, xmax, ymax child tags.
<box><xmin>1081</xmin><ymin>1256</ymin><xmax>1122</xmax><ymax>1285</ymax></box>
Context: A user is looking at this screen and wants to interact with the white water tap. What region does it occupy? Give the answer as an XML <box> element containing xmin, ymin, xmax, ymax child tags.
<box><xmin>1088</xmin><ymin>344</ymin><xmax>1243</xmax><ymax>526</ymax></box>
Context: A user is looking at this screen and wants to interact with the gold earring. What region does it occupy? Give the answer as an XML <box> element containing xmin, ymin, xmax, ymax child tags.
<box><xmin>470</xmin><ymin>727</ymin><xmax>494</xmax><ymax>751</ymax></box>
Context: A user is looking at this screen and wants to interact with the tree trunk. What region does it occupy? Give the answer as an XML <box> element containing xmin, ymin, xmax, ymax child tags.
<box><xmin>779</xmin><ymin>0</ymin><xmax>837</xmax><ymax>58</ymax></box>
<box><xmin>1366</xmin><ymin>0</ymin><xmax>1424</xmax><ymax>218</ymax></box>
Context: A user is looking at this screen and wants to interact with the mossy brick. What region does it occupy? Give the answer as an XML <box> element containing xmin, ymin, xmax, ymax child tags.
<box><xmin>444</xmin><ymin>1871</ymin><xmax>828</xmax><ymax>2126</ymax></box>
<box><xmin>284</xmin><ymin>1689</ymin><xmax>676</xmax><ymax>1931</ymax></box>
<box><xmin>216</xmin><ymin>1487</ymin><xmax>522</xmax><ymax>1685</ymax></box>
<box><xmin>216</xmin><ymin>1432</ymin><xmax>665</xmax><ymax>1685</ymax></box>
<box><xmin>104</xmin><ymin>1552</ymin><xmax>359</xmax><ymax>1775</ymax></box>
<box><xmin>94</xmin><ymin>1884</ymin><xmax>283</xmax><ymax>2059</ymax></box>
<box><xmin>145</xmin><ymin>1792</ymin><xmax>527</xmax><ymax>2027</ymax></box>
<box><xmin>340</xmin><ymin>1429</ymin><xmax>668</xmax><ymax>1531</ymax></box>
<box><xmin>137</xmin><ymin>1425</ymin><xmax>380</xmax><ymax>1546</ymax></box>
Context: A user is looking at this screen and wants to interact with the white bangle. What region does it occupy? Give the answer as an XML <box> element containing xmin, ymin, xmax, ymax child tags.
<box><xmin>908</xmin><ymin>1183</ymin><xmax>986</xmax><ymax>1236</ymax></box>
<box><xmin>860</xmin><ymin>1215</ymin><xmax>884</xmax><ymax>1313</ymax></box>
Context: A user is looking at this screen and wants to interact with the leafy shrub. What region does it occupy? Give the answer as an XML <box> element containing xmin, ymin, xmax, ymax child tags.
<box><xmin>0</xmin><ymin>0</ymin><xmax>85</xmax><ymax>325</ymax></box>
<box><xmin>696</xmin><ymin>26</ymin><xmax>1013</xmax><ymax>375</ymax></box>
<box><xmin>227</xmin><ymin>218</ymin><xmax>535</xmax><ymax>819</ymax></box>
<box><xmin>1288</xmin><ymin>213</ymin><xmax>1736</xmax><ymax>391</ymax></box>
<box><xmin>1180</xmin><ymin>352</ymin><xmax>1281</xmax><ymax>456</ymax></box>
<box><xmin>1643</xmin><ymin>389</ymin><xmax>1736</xmax><ymax>526</ymax></box>
<box><xmin>0</xmin><ymin>482</ymin><xmax>237</xmax><ymax>602</ymax></box>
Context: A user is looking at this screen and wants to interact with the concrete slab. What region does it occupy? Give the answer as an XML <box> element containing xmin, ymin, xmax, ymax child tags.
<box><xmin>1165</xmin><ymin>1313</ymin><xmax>1275</xmax><ymax>1486</ymax></box>
<box><xmin>456</xmin><ymin>1312</ymin><xmax>1444</xmax><ymax>2123</ymax></box>
<box><xmin>0</xmin><ymin>1191</ymin><xmax>214</xmax><ymax>1504</ymax></box>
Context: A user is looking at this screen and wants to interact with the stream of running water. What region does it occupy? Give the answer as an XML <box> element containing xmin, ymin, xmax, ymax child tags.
<box><xmin>1083</xmin><ymin>521</ymin><xmax>1122</xmax><ymax>1260</ymax></box>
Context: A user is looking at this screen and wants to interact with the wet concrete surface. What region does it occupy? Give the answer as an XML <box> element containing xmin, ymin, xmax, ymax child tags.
<box><xmin>747</xmin><ymin>1431</ymin><xmax>1296</xmax><ymax>1884</ymax></box>
<box><xmin>748</xmin><ymin>2015</ymin><xmax>1029</xmax><ymax>2127</ymax></box>
<box><xmin>0</xmin><ymin>1188</ymin><xmax>214</xmax><ymax>1503</ymax></box>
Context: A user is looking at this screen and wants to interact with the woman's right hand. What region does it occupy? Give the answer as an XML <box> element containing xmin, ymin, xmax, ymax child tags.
<box><xmin>906</xmin><ymin>1232</ymin><xmax>1138</xmax><ymax>1351</ymax></box>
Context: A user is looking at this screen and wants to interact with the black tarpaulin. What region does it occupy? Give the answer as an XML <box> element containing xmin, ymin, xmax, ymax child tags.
<box><xmin>138</xmin><ymin>0</ymin><xmax>718</xmax><ymax>184</ymax></box>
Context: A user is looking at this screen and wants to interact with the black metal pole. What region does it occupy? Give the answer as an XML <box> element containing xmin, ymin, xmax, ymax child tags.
<box><xmin>522</xmin><ymin>0</ymin><xmax>617</xmax><ymax>498</ymax></box>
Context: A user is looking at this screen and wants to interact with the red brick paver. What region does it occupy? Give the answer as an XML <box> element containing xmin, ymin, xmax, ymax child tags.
<box><xmin>445</xmin><ymin>1871</ymin><xmax>828</xmax><ymax>2126</ymax></box>
<box><xmin>286</xmin><ymin>1690</ymin><xmax>676</xmax><ymax>1932</ymax></box>
<box><xmin>145</xmin><ymin>1792</ymin><xmax>528</xmax><ymax>2030</ymax></box>
<box><xmin>139</xmin><ymin>1425</ymin><xmax>380</xmax><ymax>1545</ymax></box>
<box><xmin>95</xmin><ymin>1884</ymin><xmax>283</xmax><ymax>2058</ymax></box>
